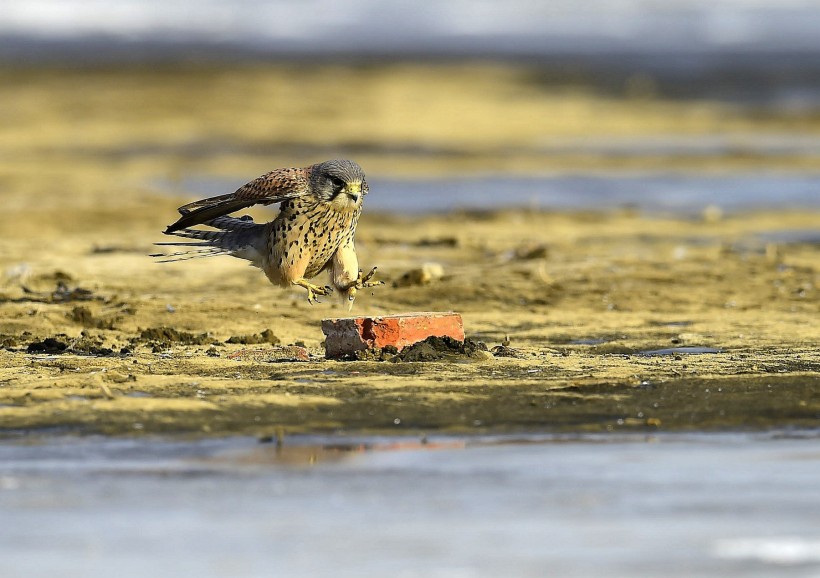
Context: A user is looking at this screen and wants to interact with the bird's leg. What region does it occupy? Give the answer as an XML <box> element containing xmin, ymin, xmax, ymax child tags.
<box><xmin>342</xmin><ymin>267</ymin><xmax>384</xmax><ymax>304</ymax></box>
<box><xmin>292</xmin><ymin>279</ymin><xmax>333</xmax><ymax>304</ymax></box>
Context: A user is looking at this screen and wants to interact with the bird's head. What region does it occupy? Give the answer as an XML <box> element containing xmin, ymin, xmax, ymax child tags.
<box><xmin>311</xmin><ymin>159</ymin><xmax>368</xmax><ymax>211</ymax></box>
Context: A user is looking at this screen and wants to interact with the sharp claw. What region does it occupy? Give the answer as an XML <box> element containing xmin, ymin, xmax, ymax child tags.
<box><xmin>361</xmin><ymin>267</ymin><xmax>378</xmax><ymax>284</ymax></box>
<box><xmin>295</xmin><ymin>279</ymin><xmax>335</xmax><ymax>303</ymax></box>
<box><xmin>339</xmin><ymin>266</ymin><xmax>383</xmax><ymax>305</ymax></box>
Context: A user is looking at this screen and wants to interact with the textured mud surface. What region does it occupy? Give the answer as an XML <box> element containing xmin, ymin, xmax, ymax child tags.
<box><xmin>1</xmin><ymin>64</ymin><xmax>818</xmax><ymax>437</ymax></box>
<box><xmin>3</xmin><ymin>202</ymin><xmax>818</xmax><ymax>437</ymax></box>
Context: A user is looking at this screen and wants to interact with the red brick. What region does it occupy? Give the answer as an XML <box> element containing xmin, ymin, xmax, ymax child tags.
<box><xmin>322</xmin><ymin>312</ymin><xmax>464</xmax><ymax>358</ymax></box>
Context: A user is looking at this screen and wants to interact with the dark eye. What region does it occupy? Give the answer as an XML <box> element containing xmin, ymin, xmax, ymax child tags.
<box><xmin>329</xmin><ymin>176</ymin><xmax>345</xmax><ymax>189</ymax></box>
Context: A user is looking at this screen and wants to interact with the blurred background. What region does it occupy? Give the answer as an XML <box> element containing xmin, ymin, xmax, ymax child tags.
<box><xmin>2</xmin><ymin>0</ymin><xmax>820</xmax><ymax>216</ymax></box>
<box><xmin>2</xmin><ymin>7</ymin><xmax>819</xmax><ymax>576</ymax></box>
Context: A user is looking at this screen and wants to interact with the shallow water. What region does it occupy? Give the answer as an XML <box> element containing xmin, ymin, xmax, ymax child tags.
<box><xmin>5</xmin><ymin>1</ymin><xmax>820</xmax><ymax>76</ymax></box>
<box><xmin>165</xmin><ymin>172</ymin><xmax>820</xmax><ymax>215</ymax></box>
<box><xmin>2</xmin><ymin>432</ymin><xmax>819</xmax><ymax>578</ymax></box>
<box><xmin>367</xmin><ymin>173</ymin><xmax>820</xmax><ymax>214</ymax></box>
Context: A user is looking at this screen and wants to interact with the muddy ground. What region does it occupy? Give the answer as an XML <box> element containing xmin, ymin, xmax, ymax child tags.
<box><xmin>0</xmin><ymin>64</ymin><xmax>818</xmax><ymax>437</ymax></box>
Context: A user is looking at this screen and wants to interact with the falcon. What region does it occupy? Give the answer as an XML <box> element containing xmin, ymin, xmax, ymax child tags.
<box><xmin>155</xmin><ymin>160</ymin><xmax>382</xmax><ymax>305</ymax></box>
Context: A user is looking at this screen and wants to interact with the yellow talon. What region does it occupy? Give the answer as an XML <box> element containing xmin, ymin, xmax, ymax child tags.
<box><xmin>360</xmin><ymin>266</ymin><xmax>382</xmax><ymax>288</ymax></box>
<box><xmin>343</xmin><ymin>267</ymin><xmax>384</xmax><ymax>310</ymax></box>
<box><xmin>293</xmin><ymin>279</ymin><xmax>333</xmax><ymax>304</ymax></box>
<box><xmin>344</xmin><ymin>267</ymin><xmax>384</xmax><ymax>296</ymax></box>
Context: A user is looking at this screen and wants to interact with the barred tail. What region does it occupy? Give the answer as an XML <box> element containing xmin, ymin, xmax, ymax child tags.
<box><xmin>151</xmin><ymin>215</ymin><xmax>268</xmax><ymax>265</ymax></box>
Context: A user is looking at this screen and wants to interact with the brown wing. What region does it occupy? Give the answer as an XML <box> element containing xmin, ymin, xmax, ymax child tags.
<box><xmin>164</xmin><ymin>167</ymin><xmax>310</xmax><ymax>234</ymax></box>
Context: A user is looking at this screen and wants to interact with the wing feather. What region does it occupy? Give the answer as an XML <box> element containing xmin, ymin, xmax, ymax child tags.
<box><xmin>164</xmin><ymin>167</ymin><xmax>309</xmax><ymax>234</ymax></box>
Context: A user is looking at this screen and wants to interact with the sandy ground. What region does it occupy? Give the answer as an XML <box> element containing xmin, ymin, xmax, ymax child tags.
<box><xmin>0</xmin><ymin>64</ymin><xmax>818</xmax><ymax>436</ymax></box>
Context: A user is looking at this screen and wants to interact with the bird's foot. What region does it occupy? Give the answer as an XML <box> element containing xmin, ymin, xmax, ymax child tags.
<box><xmin>344</xmin><ymin>267</ymin><xmax>385</xmax><ymax>305</ymax></box>
<box><xmin>293</xmin><ymin>279</ymin><xmax>333</xmax><ymax>304</ymax></box>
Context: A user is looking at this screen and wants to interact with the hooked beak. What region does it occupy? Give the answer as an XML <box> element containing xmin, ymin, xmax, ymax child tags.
<box><xmin>345</xmin><ymin>182</ymin><xmax>362</xmax><ymax>203</ymax></box>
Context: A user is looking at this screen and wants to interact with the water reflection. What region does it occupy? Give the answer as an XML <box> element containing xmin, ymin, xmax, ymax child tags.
<box><xmin>0</xmin><ymin>432</ymin><xmax>818</xmax><ymax>578</ymax></box>
<box><xmin>214</xmin><ymin>438</ymin><xmax>468</xmax><ymax>467</ymax></box>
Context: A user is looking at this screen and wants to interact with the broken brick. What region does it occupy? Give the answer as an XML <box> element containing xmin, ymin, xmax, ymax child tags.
<box><xmin>322</xmin><ymin>312</ymin><xmax>465</xmax><ymax>358</ymax></box>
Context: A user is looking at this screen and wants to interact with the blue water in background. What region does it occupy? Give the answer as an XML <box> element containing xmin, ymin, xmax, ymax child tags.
<box><xmin>4</xmin><ymin>0</ymin><xmax>820</xmax><ymax>58</ymax></box>
<box><xmin>367</xmin><ymin>174</ymin><xmax>820</xmax><ymax>214</ymax></box>
<box><xmin>5</xmin><ymin>0</ymin><xmax>820</xmax><ymax>108</ymax></box>
<box><xmin>165</xmin><ymin>172</ymin><xmax>820</xmax><ymax>214</ymax></box>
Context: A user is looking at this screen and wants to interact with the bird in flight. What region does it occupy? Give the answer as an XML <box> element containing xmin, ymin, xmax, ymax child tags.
<box><xmin>155</xmin><ymin>159</ymin><xmax>382</xmax><ymax>305</ymax></box>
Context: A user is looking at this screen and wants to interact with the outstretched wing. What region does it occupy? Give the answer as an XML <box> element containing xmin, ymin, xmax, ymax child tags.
<box><xmin>164</xmin><ymin>167</ymin><xmax>310</xmax><ymax>234</ymax></box>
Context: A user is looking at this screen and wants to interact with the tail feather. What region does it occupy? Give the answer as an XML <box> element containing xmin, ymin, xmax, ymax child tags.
<box><xmin>207</xmin><ymin>215</ymin><xmax>258</xmax><ymax>231</ymax></box>
<box><xmin>153</xmin><ymin>216</ymin><xmax>268</xmax><ymax>265</ymax></box>
<box><xmin>160</xmin><ymin>228</ymin><xmax>224</xmax><ymax>242</ymax></box>
<box><xmin>149</xmin><ymin>247</ymin><xmax>230</xmax><ymax>263</ymax></box>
